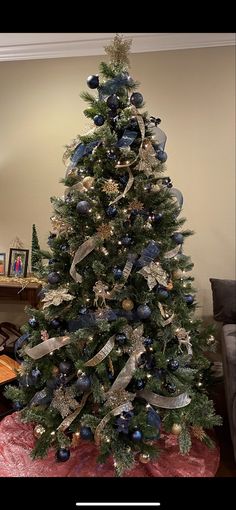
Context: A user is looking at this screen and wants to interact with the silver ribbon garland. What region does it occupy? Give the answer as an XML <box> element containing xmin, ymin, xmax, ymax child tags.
<box><xmin>69</xmin><ymin>236</ymin><xmax>98</xmax><ymax>283</ymax></box>
<box><xmin>109</xmin><ymin>167</ymin><xmax>134</xmax><ymax>205</ymax></box>
<box><xmin>25</xmin><ymin>335</ymin><xmax>70</xmax><ymax>360</ymax></box>
<box><xmin>164</xmin><ymin>245</ymin><xmax>181</xmax><ymax>259</ymax></box>
<box><xmin>107</xmin><ymin>325</ymin><xmax>145</xmax><ymax>394</ymax></box>
<box><xmin>138</xmin><ymin>389</ymin><xmax>191</xmax><ymax>409</ymax></box>
<box><xmin>85</xmin><ymin>335</ymin><xmax>116</xmax><ymax>367</ymax></box>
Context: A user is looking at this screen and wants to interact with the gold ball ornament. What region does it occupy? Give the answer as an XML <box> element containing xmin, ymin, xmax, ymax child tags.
<box><xmin>139</xmin><ymin>453</ymin><xmax>150</xmax><ymax>464</ymax></box>
<box><xmin>33</xmin><ymin>424</ymin><xmax>46</xmax><ymax>439</ymax></box>
<box><xmin>171</xmin><ymin>423</ymin><xmax>182</xmax><ymax>435</ymax></box>
<box><xmin>83</xmin><ymin>176</ymin><xmax>94</xmax><ymax>189</ymax></box>
<box><xmin>122</xmin><ymin>298</ymin><xmax>134</xmax><ymax>311</ymax></box>
<box><xmin>52</xmin><ymin>366</ymin><xmax>59</xmax><ymax>376</ymax></box>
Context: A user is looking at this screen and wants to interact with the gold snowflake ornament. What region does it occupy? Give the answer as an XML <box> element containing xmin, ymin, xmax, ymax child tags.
<box><xmin>96</xmin><ymin>223</ymin><xmax>113</xmax><ymax>240</ymax></box>
<box><xmin>128</xmin><ymin>200</ymin><xmax>144</xmax><ymax>211</ymax></box>
<box><xmin>102</xmin><ymin>180</ymin><xmax>119</xmax><ymax>194</ymax></box>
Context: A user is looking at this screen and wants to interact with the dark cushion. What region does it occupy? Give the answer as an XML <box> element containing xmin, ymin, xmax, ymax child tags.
<box><xmin>210</xmin><ymin>278</ymin><xmax>236</xmax><ymax>324</ymax></box>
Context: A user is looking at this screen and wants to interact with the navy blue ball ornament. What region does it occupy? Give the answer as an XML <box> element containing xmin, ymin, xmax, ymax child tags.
<box><xmin>48</xmin><ymin>258</ymin><xmax>57</xmax><ymax>265</ymax></box>
<box><xmin>31</xmin><ymin>367</ymin><xmax>41</xmax><ymax>382</ymax></box>
<box><xmin>59</xmin><ymin>361</ymin><xmax>72</xmax><ymax>375</ymax></box>
<box><xmin>128</xmin><ymin>116</ymin><xmax>139</xmax><ymax>131</ymax></box>
<box><xmin>108</xmin><ymin>372</ymin><xmax>115</xmax><ymax>381</ymax></box>
<box><xmin>184</xmin><ymin>294</ymin><xmax>194</xmax><ymax>305</ymax></box>
<box><xmin>76</xmin><ymin>200</ymin><xmax>90</xmax><ymax>215</ymax></box>
<box><xmin>121</xmin><ymin>235</ymin><xmax>133</xmax><ymax>246</ymax></box>
<box><xmin>87</xmin><ymin>74</ymin><xmax>99</xmax><ymax>89</ymax></box>
<box><xmin>94</xmin><ymin>114</ymin><xmax>105</xmax><ymax>126</ymax></box>
<box><xmin>152</xmin><ymin>212</ymin><xmax>163</xmax><ymax>223</ymax></box>
<box><xmin>28</xmin><ymin>317</ymin><xmax>39</xmax><ymax>328</ymax></box>
<box><xmin>80</xmin><ymin>426</ymin><xmax>93</xmax><ymax>440</ymax></box>
<box><xmin>135</xmin><ymin>379</ymin><xmax>146</xmax><ymax>390</ymax></box>
<box><xmin>136</xmin><ymin>304</ymin><xmax>151</xmax><ymax>319</ymax></box>
<box><xmin>143</xmin><ymin>337</ymin><xmax>153</xmax><ymax>347</ymax></box>
<box><xmin>168</xmin><ymin>359</ymin><xmax>179</xmax><ymax>371</ymax></box>
<box><xmin>130</xmin><ymin>92</ymin><xmax>144</xmax><ymax>107</ymax></box>
<box><xmin>164</xmin><ymin>382</ymin><xmax>176</xmax><ymax>394</ymax></box>
<box><xmin>12</xmin><ymin>401</ymin><xmax>24</xmax><ymax>411</ymax></box>
<box><xmin>156</xmin><ymin>150</ymin><xmax>168</xmax><ymax>163</ymax></box>
<box><xmin>156</xmin><ymin>286</ymin><xmax>169</xmax><ymax>300</ymax></box>
<box><xmin>107</xmin><ymin>94</ymin><xmax>119</xmax><ymax>110</ymax></box>
<box><xmin>56</xmin><ymin>448</ymin><xmax>70</xmax><ymax>462</ymax></box>
<box><xmin>47</xmin><ymin>272</ymin><xmax>61</xmax><ymax>285</ymax></box>
<box><xmin>172</xmin><ymin>232</ymin><xmax>184</xmax><ymax>245</ymax></box>
<box><xmin>131</xmin><ymin>429</ymin><xmax>143</xmax><ymax>442</ymax></box>
<box><xmin>106</xmin><ymin>205</ymin><xmax>117</xmax><ymax>218</ymax></box>
<box><xmin>50</xmin><ymin>318</ymin><xmax>62</xmax><ymax>329</ymax></box>
<box><xmin>75</xmin><ymin>375</ymin><xmax>91</xmax><ymax>392</ymax></box>
<box><xmin>112</xmin><ymin>267</ymin><xmax>123</xmax><ymax>280</ymax></box>
<box><xmin>115</xmin><ymin>333</ymin><xmax>127</xmax><ymax>345</ymax></box>
<box><xmin>147</xmin><ymin>407</ymin><xmax>161</xmax><ymax>430</ymax></box>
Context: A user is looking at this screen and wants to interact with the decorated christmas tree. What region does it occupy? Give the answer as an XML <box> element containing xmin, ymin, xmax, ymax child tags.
<box><xmin>6</xmin><ymin>35</ymin><xmax>221</xmax><ymax>475</ymax></box>
<box><xmin>31</xmin><ymin>224</ymin><xmax>43</xmax><ymax>273</ymax></box>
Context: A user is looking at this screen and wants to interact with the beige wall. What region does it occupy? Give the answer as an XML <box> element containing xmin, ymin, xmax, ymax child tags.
<box><xmin>0</xmin><ymin>46</ymin><xmax>235</xmax><ymax>326</ymax></box>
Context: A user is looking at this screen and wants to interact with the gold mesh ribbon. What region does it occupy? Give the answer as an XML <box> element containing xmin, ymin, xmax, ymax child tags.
<box><xmin>57</xmin><ymin>391</ymin><xmax>91</xmax><ymax>432</ymax></box>
<box><xmin>69</xmin><ymin>236</ymin><xmax>98</xmax><ymax>283</ymax></box>
<box><xmin>138</xmin><ymin>261</ymin><xmax>168</xmax><ymax>290</ymax></box>
<box><xmin>138</xmin><ymin>389</ymin><xmax>191</xmax><ymax>409</ymax></box>
<box><xmin>85</xmin><ymin>335</ymin><xmax>116</xmax><ymax>367</ymax></box>
<box><xmin>25</xmin><ymin>335</ymin><xmax>70</xmax><ymax>360</ymax></box>
<box><xmin>107</xmin><ymin>325</ymin><xmax>145</xmax><ymax>394</ymax></box>
<box><xmin>95</xmin><ymin>390</ymin><xmax>135</xmax><ymax>445</ymax></box>
<box><xmin>164</xmin><ymin>245</ymin><xmax>181</xmax><ymax>259</ymax></box>
<box><xmin>158</xmin><ymin>302</ymin><xmax>175</xmax><ymax>326</ymax></box>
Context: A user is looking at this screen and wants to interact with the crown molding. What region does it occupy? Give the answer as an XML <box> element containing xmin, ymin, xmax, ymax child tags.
<box><xmin>0</xmin><ymin>33</ymin><xmax>235</xmax><ymax>62</ymax></box>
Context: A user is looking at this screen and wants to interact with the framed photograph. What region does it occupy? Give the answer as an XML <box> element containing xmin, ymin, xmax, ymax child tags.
<box><xmin>0</xmin><ymin>253</ymin><xmax>6</xmax><ymax>275</ymax></box>
<box><xmin>8</xmin><ymin>248</ymin><xmax>29</xmax><ymax>278</ymax></box>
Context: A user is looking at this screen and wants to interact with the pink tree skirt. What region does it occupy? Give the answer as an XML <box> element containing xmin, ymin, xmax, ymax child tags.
<box><xmin>0</xmin><ymin>413</ymin><xmax>220</xmax><ymax>477</ymax></box>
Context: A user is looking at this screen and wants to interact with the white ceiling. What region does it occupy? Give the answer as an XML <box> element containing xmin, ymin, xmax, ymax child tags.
<box><xmin>0</xmin><ymin>33</ymin><xmax>235</xmax><ymax>62</ymax></box>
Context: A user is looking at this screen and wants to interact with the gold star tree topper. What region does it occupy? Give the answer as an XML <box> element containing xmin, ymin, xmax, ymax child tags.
<box><xmin>104</xmin><ymin>34</ymin><xmax>132</xmax><ymax>68</ymax></box>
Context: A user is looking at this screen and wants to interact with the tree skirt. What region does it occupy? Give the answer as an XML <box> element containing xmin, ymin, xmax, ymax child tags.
<box><xmin>0</xmin><ymin>413</ymin><xmax>220</xmax><ymax>477</ymax></box>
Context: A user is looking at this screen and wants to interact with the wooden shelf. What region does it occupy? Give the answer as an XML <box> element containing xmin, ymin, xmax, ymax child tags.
<box><xmin>0</xmin><ymin>278</ymin><xmax>42</xmax><ymax>308</ymax></box>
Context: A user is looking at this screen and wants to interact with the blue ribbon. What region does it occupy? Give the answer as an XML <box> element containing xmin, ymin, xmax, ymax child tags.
<box><xmin>116</xmin><ymin>129</ymin><xmax>137</xmax><ymax>148</ymax></box>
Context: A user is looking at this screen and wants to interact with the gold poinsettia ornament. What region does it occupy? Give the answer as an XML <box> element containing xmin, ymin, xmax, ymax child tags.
<box><xmin>42</xmin><ymin>287</ymin><xmax>75</xmax><ymax>309</ymax></box>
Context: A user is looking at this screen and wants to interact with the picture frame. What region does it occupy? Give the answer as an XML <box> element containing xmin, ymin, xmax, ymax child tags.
<box><xmin>8</xmin><ymin>248</ymin><xmax>29</xmax><ymax>278</ymax></box>
<box><xmin>0</xmin><ymin>253</ymin><xmax>6</xmax><ymax>275</ymax></box>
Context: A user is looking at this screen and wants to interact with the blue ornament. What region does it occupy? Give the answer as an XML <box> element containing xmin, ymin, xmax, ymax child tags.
<box><xmin>128</xmin><ymin>116</ymin><xmax>139</xmax><ymax>130</ymax></box>
<box><xmin>60</xmin><ymin>243</ymin><xmax>68</xmax><ymax>252</ymax></box>
<box><xmin>50</xmin><ymin>318</ymin><xmax>62</xmax><ymax>329</ymax></box>
<box><xmin>156</xmin><ymin>150</ymin><xmax>168</xmax><ymax>162</ymax></box>
<box><xmin>75</xmin><ymin>375</ymin><xmax>91</xmax><ymax>392</ymax></box>
<box><xmin>164</xmin><ymin>382</ymin><xmax>176</xmax><ymax>394</ymax></box>
<box><xmin>59</xmin><ymin>361</ymin><xmax>72</xmax><ymax>375</ymax></box>
<box><xmin>80</xmin><ymin>426</ymin><xmax>93</xmax><ymax>440</ymax></box>
<box><xmin>106</xmin><ymin>205</ymin><xmax>117</xmax><ymax>218</ymax></box>
<box><xmin>147</xmin><ymin>407</ymin><xmax>161</xmax><ymax>429</ymax></box>
<box><xmin>119</xmin><ymin>174</ymin><xmax>128</xmax><ymax>186</ymax></box>
<box><xmin>135</xmin><ymin>379</ymin><xmax>146</xmax><ymax>390</ymax></box>
<box><xmin>172</xmin><ymin>232</ymin><xmax>184</xmax><ymax>245</ymax></box>
<box><xmin>79</xmin><ymin>307</ymin><xmax>88</xmax><ymax>315</ymax></box>
<box><xmin>168</xmin><ymin>359</ymin><xmax>179</xmax><ymax>371</ymax></box>
<box><xmin>94</xmin><ymin>114</ymin><xmax>105</xmax><ymax>126</ymax></box>
<box><xmin>184</xmin><ymin>294</ymin><xmax>194</xmax><ymax>305</ymax></box>
<box><xmin>12</xmin><ymin>401</ymin><xmax>24</xmax><ymax>411</ymax></box>
<box><xmin>87</xmin><ymin>74</ymin><xmax>99</xmax><ymax>89</ymax></box>
<box><xmin>107</xmin><ymin>94</ymin><xmax>119</xmax><ymax>110</ymax></box>
<box><xmin>156</xmin><ymin>286</ymin><xmax>169</xmax><ymax>300</ymax></box>
<box><xmin>136</xmin><ymin>304</ymin><xmax>151</xmax><ymax>319</ymax></box>
<box><xmin>48</xmin><ymin>258</ymin><xmax>57</xmax><ymax>265</ymax></box>
<box><xmin>76</xmin><ymin>200</ymin><xmax>90</xmax><ymax>215</ymax></box>
<box><xmin>131</xmin><ymin>429</ymin><xmax>143</xmax><ymax>442</ymax></box>
<box><xmin>121</xmin><ymin>235</ymin><xmax>133</xmax><ymax>246</ymax></box>
<box><xmin>56</xmin><ymin>448</ymin><xmax>70</xmax><ymax>462</ymax></box>
<box><xmin>47</xmin><ymin>272</ymin><xmax>61</xmax><ymax>285</ymax></box>
<box><xmin>112</xmin><ymin>267</ymin><xmax>123</xmax><ymax>280</ymax></box>
<box><xmin>28</xmin><ymin>317</ymin><xmax>39</xmax><ymax>328</ymax></box>
<box><xmin>31</xmin><ymin>368</ymin><xmax>41</xmax><ymax>381</ymax></box>
<box><xmin>115</xmin><ymin>333</ymin><xmax>127</xmax><ymax>345</ymax></box>
<box><xmin>162</xmin><ymin>177</ymin><xmax>172</xmax><ymax>188</ymax></box>
<box><xmin>130</xmin><ymin>92</ymin><xmax>144</xmax><ymax>107</ymax></box>
<box><xmin>152</xmin><ymin>212</ymin><xmax>163</xmax><ymax>223</ymax></box>
<box><xmin>143</xmin><ymin>336</ymin><xmax>153</xmax><ymax>347</ymax></box>
<box><xmin>108</xmin><ymin>372</ymin><xmax>115</xmax><ymax>381</ymax></box>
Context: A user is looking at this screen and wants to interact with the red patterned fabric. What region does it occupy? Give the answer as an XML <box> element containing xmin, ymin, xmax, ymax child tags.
<box><xmin>0</xmin><ymin>413</ymin><xmax>220</xmax><ymax>477</ymax></box>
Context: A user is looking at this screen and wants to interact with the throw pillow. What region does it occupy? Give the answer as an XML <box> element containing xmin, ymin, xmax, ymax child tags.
<box><xmin>209</xmin><ymin>278</ymin><xmax>236</xmax><ymax>324</ymax></box>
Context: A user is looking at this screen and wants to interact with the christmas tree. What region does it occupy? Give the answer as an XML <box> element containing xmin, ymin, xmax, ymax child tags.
<box><xmin>31</xmin><ymin>224</ymin><xmax>43</xmax><ymax>273</ymax></box>
<box><xmin>6</xmin><ymin>35</ymin><xmax>221</xmax><ymax>475</ymax></box>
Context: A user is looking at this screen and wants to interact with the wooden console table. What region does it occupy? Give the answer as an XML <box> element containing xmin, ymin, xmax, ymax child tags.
<box><xmin>0</xmin><ymin>278</ymin><xmax>42</xmax><ymax>308</ymax></box>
